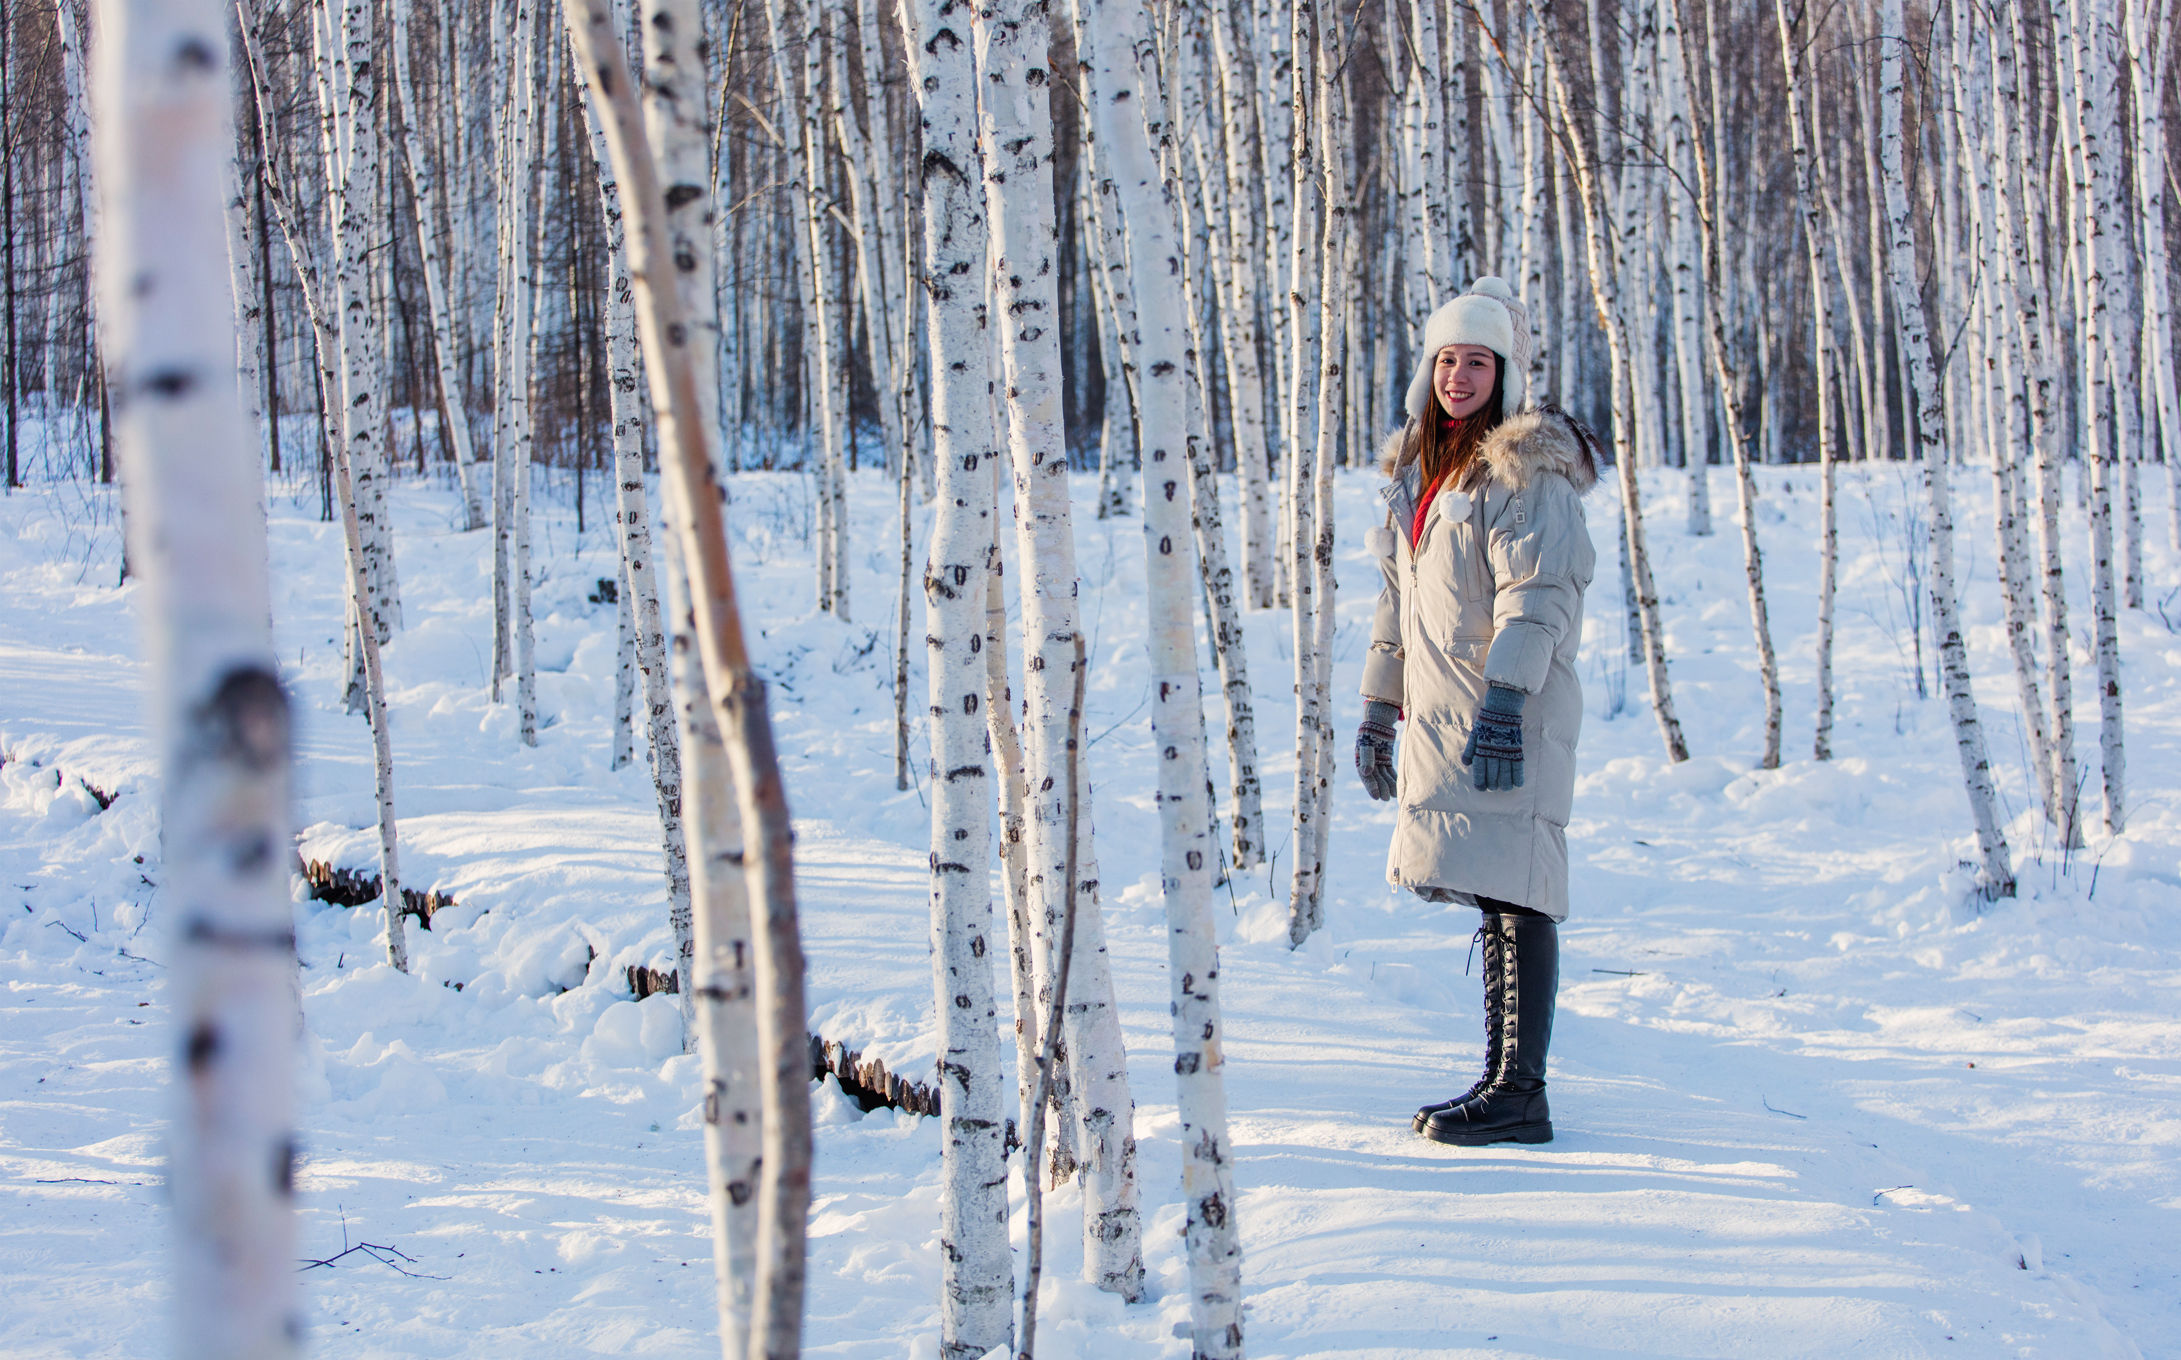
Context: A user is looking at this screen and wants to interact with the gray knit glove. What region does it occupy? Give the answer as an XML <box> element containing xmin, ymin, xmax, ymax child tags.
<box><xmin>1461</xmin><ymin>685</ymin><xmax>1527</xmax><ymax>792</ymax></box>
<box><xmin>1355</xmin><ymin>699</ymin><xmax>1400</xmax><ymax>802</ymax></box>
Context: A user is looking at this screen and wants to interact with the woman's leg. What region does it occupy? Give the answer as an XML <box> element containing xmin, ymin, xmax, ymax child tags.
<box><xmin>1411</xmin><ymin>913</ymin><xmax>1504</xmax><ymax>1131</ymax></box>
<box><xmin>1418</xmin><ymin>900</ymin><xmax>1557</xmax><ymax>1144</ymax></box>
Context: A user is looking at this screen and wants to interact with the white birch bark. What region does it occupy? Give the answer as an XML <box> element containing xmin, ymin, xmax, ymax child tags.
<box><xmin>1996</xmin><ymin>4</ymin><xmax>2084</xmax><ymax>842</ymax></box>
<box><xmin>971</xmin><ymin>0</ymin><xmax>1145</xmax><ymax>1299</ymax></box>
<box><xmin>1304</xmin><ymin>37</ymin><xmax>1344</xmax><ymax>918</ymax></box>
<box><xmin>94</xmin><ymin>4</ymin><xmax>300</xmax><ymax>1349</ymax></box>
<box><xmin>979</xmin><ymin>467</ymin><xmax>1071</xmax><ymax>1179</ymax></box>
<box><xmin>615</xmin><ymin>560</ymin><xmax>639</xmax><ymax>770</ymax></box>
<box><xmin>1257</xmin><ymin>0</ymin><xmax>1296</xmax><ymax>606</ymax></box>
<box><xmin>2125</xmin><ymin>0</ymin><xmax>2178</xmax><ymax>546</ymax></box>
<box><xmin>390</xmin><ymin>2</ymin><xmax>486</xmax><ymax>531</ymax></box>
<box><xmin>1772</xmin><ymin>0</ymin><xmax>1841</xmax><ymax>760</ymax></box>
<box><xmin>330</xmin><ymin>0</ymin><xmax>399</xmax><ymax>640</ymax></box>
<box><xmin>1658</xmin><ymin>3</ymin><xmax>1709</xmax><ymax>532</ymax></box>
<box><xmin>1285</xmin><ymin>0</ymin><xmax>1327</xmax><ymax>945</ymax></box>
<box><xmin>489</xmin><ymin>2</ymin><xmax>538</xmax><ymax>699</ymax></box>
<box><xmin>622</xmin><ymin>0</ymin><xmax>767</xmax><ymax>1336</ymax></box>
<box><xmin>577</xmin><ymin>55</ymin><xmax>700</xmax><ymax>1045</ymax></box>
<box><xmin>1516</xmin><ymin>13</ymin><xmax>1551</xmax><ymax>402</ymax></box>
<box><xmin>1879</xmin><ymin>0</ymin><xmax>2014</xmax><ymax>894</ymax></box>
<box><xmin>222</xmin><ymin>129</ymin><xmax>268</xmax><ymax>470</ymax></box>
<box><xmin>902</xmin><ymin>9</ymin><xmax>1014</xmax><ymax>1350</ymax></box>
<box><xmin>1076</xmin><ymin>0</ymin><xmax>1245</xmax><ymax>1346</ymax></box>
<box><xmin>562</xmin><ymin>8</ymin><xmax>813</xmax><ymax>1355</ymax></box>
<box><xmin>1538</xmin><ymin>13</ymin><xmax>1690</xmax><ymax>763</ymax></box>
<box><xmin>513</xmin><ymin>18</ymin><xmax>552</xmax><ymax>748</ymax></box>
<box><xmin>2062</xmin><ymin>0</ymin><xmax>2129</xmax><ymax>834</ymax></box>
<box><xmin>1956</xmin><ymin>16</ymin><xmax>2060</xmax><ymax>829</ymax></box>
<box><xmin>762</xmin><ymin>0</ymin><xmax>850</xmax><ymax>617</ymax></box>
<box><xmin>1665</xmin><ymin>0</ymin><xmax>1780</xmax><ymax>769</ymax></box>
<box><xmin>1207</xmin><ymin>0</ymin><xmax>1277</xmax><ymax>610</ymax></box>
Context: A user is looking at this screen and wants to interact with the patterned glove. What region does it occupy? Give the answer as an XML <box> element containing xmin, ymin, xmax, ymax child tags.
<box><xmin>1461</xmin><ymin>685</ymin><xmax>1527</xmax><ymax>792</ymax></box>
<box><xmin>1355</xmin><ymin>700</ymin><xmax>1400</xmax><ymax>802</ymax></box>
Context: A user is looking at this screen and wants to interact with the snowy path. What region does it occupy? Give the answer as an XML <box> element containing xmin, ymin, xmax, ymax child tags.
<box><xmin>4</xmin><ymin>464</ymin><xmax>2176</xmax><ymax>1358</ymax></box>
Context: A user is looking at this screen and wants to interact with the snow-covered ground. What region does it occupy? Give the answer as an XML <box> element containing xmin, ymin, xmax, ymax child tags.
<box><xmin>3</xmin><ymin>452</ymin><xmax>2177</xmax><ymax>1358</ymax></box>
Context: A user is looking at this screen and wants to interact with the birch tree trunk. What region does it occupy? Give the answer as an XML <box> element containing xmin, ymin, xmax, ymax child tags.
<box><xmin>1285</xmin><ymin>0</ymin><xmax>1329</xmax><ymax>944</ymax></box>
<box><xmin>1666</xmin><ymin>0</ymin><xmax>1781</xmax><ymax>769</ymax></box>
<box><xmin>1297</xmin><ymin>35</ymin><xmax>1346</xmax><ymax>944</ymax></box>
<box><xmin>2126</xmin><ymin>0</ymin><xmax>2179</xmax><ymax>546</ymax></box>
<box><xmin>1658</xmin><ymin>3</ymin><xmax>1710</xmax><ymax>534</ymax></box>
<box><xmin>222</xmin><ymin>128</ymin><xmax>269</xmax><ymax>470</ymax></box>
<box><xmin>980</xmin><ymin>474</ymin><xmax>1071</xmax><ymax>1180</ymax></box>
<box><xmin>1076</xmin><ymin>0</ymin><xmax>1245</xmax><ymax>1346</ymax></box>
<box><xmin>1207</xmin><ymin>0</ymin><xmax>1277</xmax><ymax>610</ymax></box>
<box><xmin>971</xmin><ymin>0</ymin><xmax>1145</xmax><ymax>1300</ymax></box>
<box><xmin>575</xmin><ymin>55</ymin><xmax>701</xmax><ymax>1049</ymax></box>
<box><xmin>1772</xmin><ymin>0</ymin><xmax>1841</xmax><ymax>760</ymax></box>
<box><xmin>1538</xmin><ymin>16</ymin><xmax>1690</xmax><ymax>764</ymax></box>
<box><xmin>764</xmin><ymin>0</ymin><xmax>850</xmax><ymax>618</ymax></box>
<box><xmin>1879</xmin><ymin>0</ymin><xmax>2014</xmax><ymax>895</ymax></box>
<box><xmin>390</xmin><ymin>1</ymin><xmax>486</xmax><ymax>531</ymax></box>
<box><xmin>2001</xmin><ymin>4</ymin><xmax>2084</xmax><ymax>844</ymax></box>
<box><xmin>2062</xmin><ymin>0</ymin><xmax>2128</xmax><ymax>835</ymax></box>
<box><xmin>898</xmin><ymin>4</ymin><xmax>1014</xmax><ymax>1351</ymax></box>
<box><xmin>1957</xmin><ymin>16</ymin><xmax>2060</xmax><ymax>830</ymax></box>
<box><xmin>331</xmin><ymin>0</ymin><xmax>399</xmax><ymax>641</ymax></box>
<box><xmin>95</xmin><ymin>4</ymin><xmax>301</xmax><ymax>1349</ymax></box>
<box><xmin>562</xmin><ymin>8</ymin><xmax>813</xmax><ymax>1356</ymax></box>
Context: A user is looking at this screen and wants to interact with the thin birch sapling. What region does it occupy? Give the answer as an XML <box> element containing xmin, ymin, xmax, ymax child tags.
<box><xmin>560</xmin><ymin>5</ymin><xmax>812</xmax><ymax>1355</ymax></box>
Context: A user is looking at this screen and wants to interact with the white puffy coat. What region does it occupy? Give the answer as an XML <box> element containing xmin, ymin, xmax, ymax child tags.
<box><xmin>1360</xmin><ymin>409</ymin><xmax>1601</xmax><ymax>921</ymax></box>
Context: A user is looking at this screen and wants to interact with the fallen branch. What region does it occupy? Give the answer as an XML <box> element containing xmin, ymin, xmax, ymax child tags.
<box><xmin>297</xmin><ymin>858</ymin><xmax>458</xmax><ymax>929</ymax></box>
<box><xmin>633</xmin><ymin>964</ymin><xmax>942</xmax><ymax>1121</ymax></box>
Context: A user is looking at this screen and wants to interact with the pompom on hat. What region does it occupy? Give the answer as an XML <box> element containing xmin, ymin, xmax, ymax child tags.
<box><xmin>1403</xmin><ymin>276</ymin><xmax>1533</xmax><ymax>420</ymax></box>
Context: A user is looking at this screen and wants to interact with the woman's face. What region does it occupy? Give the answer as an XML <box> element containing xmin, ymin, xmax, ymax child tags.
<box><xmin>1434</xmin><ymin>344</ymin><xmax>1499</xmax><ymax>420</ymax></box>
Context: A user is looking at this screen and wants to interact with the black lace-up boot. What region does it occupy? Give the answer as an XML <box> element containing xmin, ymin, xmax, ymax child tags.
<box><xmin>1412</xmin><ymin>920</ymin><xmax>1504</xmax><ymax>1133</ymax></box>
<box><xmin>1420</xmin><ymin>908</ymin><xmax>1557</xmax><ymax>1145</ymax></box>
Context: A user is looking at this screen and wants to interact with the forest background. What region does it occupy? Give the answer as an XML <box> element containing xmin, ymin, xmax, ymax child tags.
<box><xmin>1</xmin><ymin>0</ymin><xmax>2177</xmax><ymax>1355</ymax></box>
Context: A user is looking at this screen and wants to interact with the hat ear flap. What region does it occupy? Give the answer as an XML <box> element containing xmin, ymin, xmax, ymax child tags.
<box><xmin>1406</xmin><ymin>353</ymin><xmax>1435</xmax><ymax>421</ymax></box>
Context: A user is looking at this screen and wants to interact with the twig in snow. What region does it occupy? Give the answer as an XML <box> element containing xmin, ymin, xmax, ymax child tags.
<box><xmin>1590</xmin><ymin>968</ymin><xmax>1645</xmax><ymax>977</ymax></box>
<box><xmin>1761</xmin><ymin>1096</ymin><xmax>1807</xmax><ymax>1120</ymax></box>
<box><xmin>1872</xmin><ymin>1185</ymin><xmax>1913</xmax><ymax>1205</ymax></box>
<box><xmin>297</xmin><ymin>1241</ymin><xmax>447</xmax><ymax>1279</ymax></box>
<box><xmin>45</xmin><ymin>919</ymin><xmax>88</xmax><ymax>943</ymax></box>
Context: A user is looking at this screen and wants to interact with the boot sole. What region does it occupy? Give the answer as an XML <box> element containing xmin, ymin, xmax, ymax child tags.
<box><xmin>1417</xmin><ymin>1119</ymin><xmax>1553</xmax><ymax>1147</ymax></box>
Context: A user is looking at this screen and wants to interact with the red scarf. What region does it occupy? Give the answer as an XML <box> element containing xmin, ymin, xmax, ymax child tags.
<box><xmin>1410</xmin><ymin>416</ymin><xmax>1461</xmax><ymax>544</ymax></box>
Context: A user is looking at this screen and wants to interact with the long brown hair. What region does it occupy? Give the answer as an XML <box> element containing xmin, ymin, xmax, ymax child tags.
<box><xmin>1418</xmin><ymin>359</ymin><xmax>1507</xmax><ymax>494</ymax></box>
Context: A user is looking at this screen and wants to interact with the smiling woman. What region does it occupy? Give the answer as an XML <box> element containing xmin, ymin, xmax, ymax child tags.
<box><xmin>1357</xmin><ymin>276</ymin><xmax>1603</xmax><ymax>1150</ymax></box>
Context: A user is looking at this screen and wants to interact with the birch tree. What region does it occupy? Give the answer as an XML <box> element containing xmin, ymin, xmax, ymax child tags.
<box><xmin>1879</xmin><ymin>0</ymin><xmax>2013</xmax><ymax>895</ymax></box>
<box><xmin>1077</xmin><ymin>0</ymin><xmax>1245</xmax><ymax>1346</ymax></box>
<box><xmin>96</xmin><ymin>1</ymin><xmax>301</xmax><ymax>1350</ymax></box>
<box><xmin>901</xmin><ymin>1</ymin><xmax>1013</xmax><ymax>1351</ymax></box>
<box><xmin>1536</xmin><ymin>10</ymin><xmax>1691</xmax><ymax>764</ymax></box>
<box><xmin>1772</xmin><ymin>0</ymin><xmax>1841</xmax><ymax>760</ymax></box>
<box><xmin>562</xmin><ymin>9</ymin><xmax>814</xmax><ymax>1357</ymax></box>
<box><xmin>390</xmin><ymin>0</ymin><xmax>486</xmax><ymax>531</ymax></box>
<box><xmin>2062</xmin><ymin>0</ymin><xmax>2128</xmax><ymax>834</ymax></box>
<box><xmin>971</xmin><ymin>0</ymin><xmax>1145</xmax><ymax>1300</ymax></box>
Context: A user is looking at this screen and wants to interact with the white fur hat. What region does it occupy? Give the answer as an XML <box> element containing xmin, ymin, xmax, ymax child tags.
<box><xmin>1403</xmin><ymin>276</ymin><xmax>1532</xmax><ymax>420</ymax></box>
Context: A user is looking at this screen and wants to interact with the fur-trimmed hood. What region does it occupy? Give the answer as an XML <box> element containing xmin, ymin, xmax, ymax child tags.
<box><xmin>1377</xmin><ymin>407</ymin><xmax>1604</xmax><ymax>495</ymax></box>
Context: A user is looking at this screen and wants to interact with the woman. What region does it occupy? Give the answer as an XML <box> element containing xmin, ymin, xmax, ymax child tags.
<box><xmin>1354</xmin><ymin>276</ymin><xmax>1601</xmax><ymax>1147</ymax></box>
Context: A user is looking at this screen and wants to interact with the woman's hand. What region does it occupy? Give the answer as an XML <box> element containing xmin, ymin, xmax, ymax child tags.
<box><xmin>1462</xmin><ymin>685</ymin><xmax>1526</xmax><ymax>791</ymax></box>
<box><xmin>1356</xmin><ymin>700</ymin><xmax>1400</xmax><ymax>802</ymax></box>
